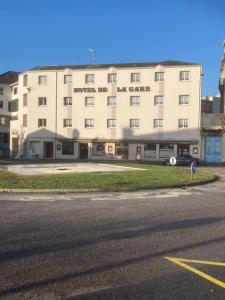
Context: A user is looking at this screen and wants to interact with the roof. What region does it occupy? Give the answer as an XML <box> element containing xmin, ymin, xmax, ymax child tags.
<box><xmin>31</xmin><ymin>60</ymin><xmax>200</xmax><ymax>71</ymax></box>
<box><xmin>0</xmin><ymin>71</ymin><xmax>19</xmax><ymax>84</ymax></box>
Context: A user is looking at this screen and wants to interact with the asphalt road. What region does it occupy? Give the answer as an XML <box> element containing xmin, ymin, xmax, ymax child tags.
<box><xmin>1</xmin><ymin>170</ymin><xmax>225</xmax><ymax>299</ymax></box>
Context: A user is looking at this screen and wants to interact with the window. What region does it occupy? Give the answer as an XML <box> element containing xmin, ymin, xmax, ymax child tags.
<box><xmin>23</xmin><ymin>115</ymin><xmax>27</xmax><ymax>127</ymax></box>
<box><xmin>85</xmin><ymin>97</ymin><xmax>95</xmax><ymax>106</ymax></box>
<box><xmin>92</xmin><ymin>142</ymin><xmax>105</xmax><ymax>156</ymax></box>
<box><xmin>85</xmin><ymin>74</ymin><xmax>94</xmax><ymax>83</ymax></box>
<box><xmin>38</xmin><ymin>75</ymin><xmax>47</xmax><ymax>85</ymax></box>
<box><xmin>154</xmin><ymin>119</ymin><xmax>163</xmax><ymax>128</ymax></box>
<box><xmin>107</xmin><ymin>96</ymin><xmax>116</xmax><ymax>106</ymax></box>
<box><xmin>0</xmin><ymin>87</ymin><xmax>3</xmax><ymax>95</ymax></box>
<box><xmin>144</xmin><ymin>144</ymin><xmax>156</xmax><ymax>158</ymax></box>
<box><xmin>160</xmin><ymin>144</ymin><xmax>174</xmax><ymax>158</ymax></box>
<box><xmin>180</xmin><ymin>71</ymin><xmax>190</xmax><ymax>81</ymax></box>
<box><xmin>85</xmin><ymin>119</ymin><xmax>94</xmax><ymax>128</ymax></box>
<box><xmin>155</xmin><ymin>72</ymin><xmax>164</xmax><ymax>81</ymax></box>
<box><xmin>131</xmin><ymin>73</ymin><xmax>140</xmax><ymax>82</ymax></box>
<box><xmin>108</xmin><ymin>73</ymin><xmax>117</xmax><ymax>83</ymax></box>
<box><xmin>23</xmin><ymin>94</ymin><xmax>28</xmax><ymax>107</ymax></box>
<box><xmin>64</xmin><ymin>97</ymin><xmax>72</xmax><ymax>106</ymax></box>
<box><xmin>130</xmin><ymin>119</ymin><xmax>140</xmax><ymax>128</ymax></box>
<box><xmin>38</xmin><ymin>118</ymin><xmax>46</xmax><ymax>127</ymax></box>
<box><xmin>62</xmin><ymin>141</ymin><xmax>74</xmax><ymax>155</ymax></box>
<box><xmin>107</xmin><ymin>119</ymin><xmax>116</xmax><ymax>128</ymax></box>
<box><xmin>130</xmin><ymin>96</ymin><xmax>140</xmax><ymax>106</ymax></box>
<box><xmin>154</xmin><ymin>95</ymin><xmax>164</xmax><ymax>105</ymax></box>
<box><xmin>178</xmin><ymin>119</ymin><xmax>189</xmax><ymax>128</ymax></box>
<box><xmin>64</xmin><ymin>75</ymin><xmax>72</xmax><ymax>84</ymax></box>
<box><xmin>64</xmin><ymin>119</ymin><xmax>72</xmax><ymax>128</ymax></box>
<box><xmin>8</xmin><ymin>99</ymin><xmax>18</xmax><ymax>112</ymax></box>
<box><xmin>23</xmin><ymin>74</ymin><xmax>28</xmax><ymax>86</ymax></box>
<box><xmin>0</xmin><ymin>101</ymin><xmax>3</xmax><ymax>109</ymax></box>
<box><xmin>38</xmin><ymin>97</ymin><xmax>47</xmax><ymax>106</ymax></box>
<box><xmin>13</xmin><ymin>87</ymin><xmax>18</xmax><ymax>95</ymax></box>
<box><xmin>0</xmin><ymin>116</ymin><xmax>6</xmax><ymax>126</ymax></box>
<box><xmin>179</xmin><ymin>95</ymin><xmax>189</xmax><ymax>105</ymax></box>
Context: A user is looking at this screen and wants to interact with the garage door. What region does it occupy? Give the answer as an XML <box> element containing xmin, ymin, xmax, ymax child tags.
<box><xmin>205</xmin><ymin>136</ymin><xmax>222</xmax><ymax>163</ymax></box>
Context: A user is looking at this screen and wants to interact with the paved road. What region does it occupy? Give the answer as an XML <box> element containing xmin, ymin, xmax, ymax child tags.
<box><xmin>1</xmin><ymin>167</ymin><xmax>225</xmax><ymax>299</ymax></box>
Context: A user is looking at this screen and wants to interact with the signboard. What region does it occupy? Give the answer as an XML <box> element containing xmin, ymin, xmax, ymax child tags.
<box><xmin>136</xmin><ymin>153</ymin><xmax>141</xmax><ymax>160</ymax></box>
<box><xmin>170</xmin><ymin>157</ymin><xmax>176</xmax><ymax>166</ymax></box>
<box><xmin>74</xmin><ymin>86</ymin><xmax>151</xmax><ymax>93</ymax></box>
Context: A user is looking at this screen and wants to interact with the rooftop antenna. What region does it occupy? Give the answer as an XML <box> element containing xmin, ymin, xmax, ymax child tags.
<box><xmin>88</xmin><ymin>48</ymin><xmax>95</xmax><ymax>64</ymax></box>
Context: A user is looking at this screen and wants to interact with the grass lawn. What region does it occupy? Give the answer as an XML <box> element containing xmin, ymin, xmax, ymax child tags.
<box><xmin>0</xmin><ymin>162</ymin><xmax>214</xmax><ymax>190</ymax></box>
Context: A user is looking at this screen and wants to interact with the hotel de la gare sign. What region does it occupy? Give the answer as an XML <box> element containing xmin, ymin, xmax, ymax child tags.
<box><xmin>74</xmin><ymin>86</ymin><xmax>151</xmax><ymax>93</ymax></box>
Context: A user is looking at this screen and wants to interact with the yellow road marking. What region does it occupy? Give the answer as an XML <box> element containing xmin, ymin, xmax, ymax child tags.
<box><xmin>165</xmin><ymin>256</ymin><xmax>225</xmax><ymax>289</ymax></box>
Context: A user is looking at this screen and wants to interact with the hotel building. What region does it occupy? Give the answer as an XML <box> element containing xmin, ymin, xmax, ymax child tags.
<box><xmin>9</xmin><ymin>60</ymin><xmax>202</xmax><ymax>161</ymax></box>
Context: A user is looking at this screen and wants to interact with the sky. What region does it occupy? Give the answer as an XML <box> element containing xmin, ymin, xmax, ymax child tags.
<box><xmin>0</xmin><ymin>0</ymin><xmax>225</xmax><ymax>96</ymax></box>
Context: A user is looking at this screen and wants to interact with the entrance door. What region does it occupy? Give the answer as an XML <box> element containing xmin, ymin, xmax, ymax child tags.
<box><xmin>177</xmin><ymin>144</ymin><xmax>190</xmax><ymax>156</ymax></box>
<box><xmin>79</xmin><ymin>143</ymin><xmax>88</xmax><ymax>159</ymax></box>
<box><xmin>12</xmin><ymin>137</ymin><xmax>19</xmax><ymax>158</ymax></box>
<box><xmin>205</xmin><ymin>136</ymin><xmax>222</xmax><ymax>163</ymax></box>
<box><xmin>44</xmin><ymin>142</ymin><xmax>54</xmax><ymax>159</ymax></box>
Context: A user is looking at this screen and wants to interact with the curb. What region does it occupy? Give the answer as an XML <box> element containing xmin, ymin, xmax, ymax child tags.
<box><xmin>0</xmin><ymin>175</ymin><xmax>219</xmax><ymax>193</ymax></box>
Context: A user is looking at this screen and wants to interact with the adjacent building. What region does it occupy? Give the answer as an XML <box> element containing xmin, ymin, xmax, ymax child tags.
<box><xmin>0</xmin><ymin>71</ymin><xmax>18</xmax><ymax>158</ymax></box>
<box><xmin>9</xmin><ymin>60</ymin><xmax>202</xmax><ymax>161</ymax></box>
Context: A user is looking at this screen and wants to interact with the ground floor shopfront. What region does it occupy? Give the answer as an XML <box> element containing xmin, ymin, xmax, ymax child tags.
<box><xmin>15</xmin><ymin>138</ymin><xmax>200</xmax><ymax>161</ymax></box>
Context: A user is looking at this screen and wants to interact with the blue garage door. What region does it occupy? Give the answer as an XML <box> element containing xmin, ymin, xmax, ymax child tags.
<box><xmin>205</xmin><ymin>136</ymin><xmax>222</xmax><ymax>163</ymax></box>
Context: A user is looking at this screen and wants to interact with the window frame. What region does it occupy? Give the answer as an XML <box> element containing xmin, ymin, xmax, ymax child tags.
<box><xmin>85</xmin><ymin>97</ymin><xmax>95</xmax><ymax>106</ymax></box>
<box><xmin>180</xmin><ymin>71</ymin><xmax>190</xmax><ymax>81</ymax></box>
<box><xmin>107</xmin><ymin>119</ymin><xmax>116</xmax><ymax>128</ymax></box>
<box><xmin>38</xmin><ymin>118</ymin><xmax>47</xmax><ymax>127</ymax></box>
<box><xmin>107</xmin><ymin>96</ymin><xmax>116</xmax><ymax>106</ymax></box>
<box><xmin>130</xmin><ymin>96</ymin><xmax>140</xmax><ymax>106</ymax></box>
<box><xmin>155</xmin><ymin>72</ymin><xmax>164</xmax><ymax>82</ymax></box>
<box><xmin>63</xmin><ymin>119</ymin><xmax>72</xmax><ymax>128</ymax></box>
<box><xmin>153</xmin><ymin>119</ymin><xmax>163</xmax><ymax>128</ymax></box>
<box><xmin>108</xmin><ymin>73</ymin><xmax>117</xmax><ymax>83</ymax></box>
<box><xmin>64</xmin><ymin>75</ymin><xmax>72</xmax><ymax>84</ymax></box>
<box><xmin>38</xmin><ymin>97</ymin><xmax>47</xmax><ymax>106</ymax></box>
<box><xmin>38</xmin><ymin>75</ymin><xmax>47</xmax><ymax>85</ymax></box>
<box><xmin>131</xmin><ymin>73</ymin><xmax>140</xmax><ymax>83</ymax></box>
<box><xmin>85</xmin><ymin>118</ymin><xmax>94</xmax><ymax>128</ymax></box>
<box><xmin>0</xmin><ymin>101</ymin><xmax>3</xmax><ymax>109</ymax></box>
<box><xmin>154</xmin><ymin>95</ymin><xmax>164</xmax><ymax>105</ymax></box>
<box><xmin>179</xmin><ymin>95</ymin><xmax>189</xmax><ymax>105</ymax></box>
<box><xmin>178</xmin><ymin>119</ymin><xmax>189</xmax><ymax>128</ymax></box>
<box><xmin>130</xmin><ymin>119</ymin><xmax>140</xmax><ymax>128</ymax></box>
<box><xmin>85</xmin><ymin>74</ymin><xmax>94</xmax><ymax>84</ymax></box>
<box><xmin>64</xmin><ymin>97</ymin><xmax>72</xmax><ymax>106</ymax></box>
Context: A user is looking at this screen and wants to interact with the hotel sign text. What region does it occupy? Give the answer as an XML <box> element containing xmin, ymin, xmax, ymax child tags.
<box><xmin>74</xmin><ymin>86</ymin><xmax>151</xmax><ymax>93</ymax></box>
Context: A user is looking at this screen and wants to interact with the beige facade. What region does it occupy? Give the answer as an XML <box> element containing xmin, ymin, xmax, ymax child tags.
<box><xmin>10</xmin><ymin>61</ymin><xmax>202</xmax><ymax>160</ymax></box>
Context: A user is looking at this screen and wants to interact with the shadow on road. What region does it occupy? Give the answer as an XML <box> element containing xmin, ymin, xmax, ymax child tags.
<box><xmin>0</xmin><ymin>217</ymin><xmax>225</xmax><ymax>297</ymax></box>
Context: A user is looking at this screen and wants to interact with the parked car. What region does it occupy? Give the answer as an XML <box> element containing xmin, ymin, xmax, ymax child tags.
<box><xmin>164</xmin><ymin>154</ymin><xmax>200</xmax><ymax>166</ymax></box>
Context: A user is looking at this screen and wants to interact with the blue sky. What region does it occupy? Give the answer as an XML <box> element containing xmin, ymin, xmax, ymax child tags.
<box><xmin>0</xmin><ymin>0</ymin><xmax>224</xmax><ymax>95</ymax></box>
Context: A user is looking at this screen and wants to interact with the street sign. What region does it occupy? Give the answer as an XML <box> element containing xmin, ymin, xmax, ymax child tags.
<box><xmin>170</xmin><ymin>157</ymin><xmax>176</xmax><ymax>166</ymax></box>
<box><xmin>191</xmin><ymin>161</ymin><xmax>197</xmax><ymax>174</ymax></box>
<box><xmin>191</xmin><ymin>161</ymin><xmax>197</xmax><ymax>179</ymax></box>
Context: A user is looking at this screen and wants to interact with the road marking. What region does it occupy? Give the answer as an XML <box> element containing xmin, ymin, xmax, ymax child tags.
<box><xmin>165</xmin><ymin>257</ymin><xmax>225</xmax><ymax>289</ymax></box>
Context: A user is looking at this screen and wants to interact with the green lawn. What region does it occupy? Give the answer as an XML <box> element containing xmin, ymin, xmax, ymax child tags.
<box><xmin>0</xmin><ymin>163</ymin><xmax>214</xmax><ymax>190</ymax></box>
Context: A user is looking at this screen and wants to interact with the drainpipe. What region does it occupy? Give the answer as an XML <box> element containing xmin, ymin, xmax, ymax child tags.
<box><xmin>55</xmin><ymin>71</ymin><xmax>58</xmax><ymax>159</ymax></box>
<box><xmin>199</xmin><ymin>67</ymin><xmax>203</xmax><ymax>160</ymax></box>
